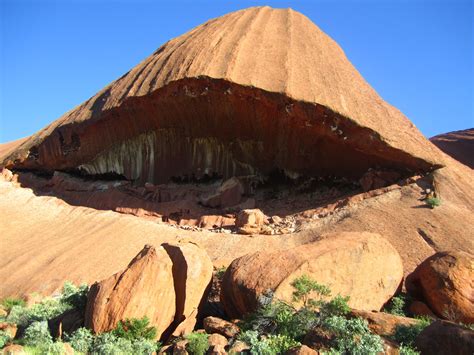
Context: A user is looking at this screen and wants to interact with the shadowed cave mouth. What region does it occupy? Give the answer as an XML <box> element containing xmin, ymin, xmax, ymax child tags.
<box><xmin>15</xmin><ymin>77</ymin><xmax>436</xmax><ymax>225</ymax></box>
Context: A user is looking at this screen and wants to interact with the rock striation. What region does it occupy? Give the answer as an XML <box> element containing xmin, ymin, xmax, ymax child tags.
<box><xmin>220</xmin><ymin>232</ymin><xmax>403</xmax><ymax>318</ymax></box>
<box><xmin>1</xmin><ymin>7</ymin><xmax>441</xmax><ymax>185</ymax></box>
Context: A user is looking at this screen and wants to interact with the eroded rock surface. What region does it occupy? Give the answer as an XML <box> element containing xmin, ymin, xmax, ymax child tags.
<box><xmin>406</xmin><ymin>250</ymin><xmax>474</xmax><ymax>323</ymax></box>
<box><xmin>1</xmin><ymin>7</ymin><xmax>441</xmax><ymax>187</ymax></box>
<box><xmin>85</xmin><ymin>245</ymin><xmax>176</xmax><ymax>339</ymax></box>
<box><xmin>221</xmin><ymin>232</ymin><xmax>403</xmax><ymax>318</ymax></box>
<box><xmin>430</xmin><ymin>128</ymin><xmax>474</xmax><ymax>169</ymax></box>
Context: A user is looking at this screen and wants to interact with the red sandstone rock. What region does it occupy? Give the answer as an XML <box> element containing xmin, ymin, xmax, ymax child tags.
<box><xmin>350</xmin><ymin>310</ymin><xmax>418</xmax><ymax>336</ymax></box>
<box><xmin>285</xmin><ymin>345</ymin><xmax>318</xmax><ymax>355</ymax></box>
<box><xmin>0</xmin><ymin>7</ymin><xmax>441</xmax><ymax>186</ymax></box>
<box><xmin>1</xmin><ymin>344</ymin><xmax>26</xmax><ymax>355</ymax></box>
<box><xmin>85</xmin><ymin>245</ymin><xmax>176</xmax><ymax>339</ymax></box>
<box><xmin>409</xmin><ymin>300</ymin><xmax>437</xmax><ymax>319</ymax></box>
<box><xmin>203</xmin><ymin>316</ymin><xmax>240</xmax><ymax>338</ymax></box>
<box><xmin>163</xmin><ymin>242</ymin><xmax>213</xmax><ymax>337</ymax></box>
<box><xmin>406</xmin><ymin>251</ymin><xmax>474</xmax><ymax>323</ymax></box>
<box><xmin>201</xmin><ymin>177</ymin><xmax>244</xmax><ymax>208</ymax></box>
<box><xmin>221</xmin><ymin>232</ymin><xmax>403</xmax><ymax>318</ymax></box>
<box><xmin>235</xmin><ymin>209</ymin><xmax>266</xmax><ymax>234</ymax></box>
<box><xmin>430</xmin><ymin>128</ymin><xmax>474</xmax><ymax>169</ymax></box>
<box><xmin>415</xmin><ymin>320</ymin><xmax>474</xmax><ymax>355</ymax></box>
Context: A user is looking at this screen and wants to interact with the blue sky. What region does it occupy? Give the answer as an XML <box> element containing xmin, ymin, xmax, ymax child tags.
<box><xmin>1</xmin><ymin>0</ymin><xmax>472</xmax><ymax>143</ymax></box>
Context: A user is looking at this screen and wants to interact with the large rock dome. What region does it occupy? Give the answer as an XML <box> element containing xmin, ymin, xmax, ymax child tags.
<box><xmin>1</xmin><ymin>6</ymin><xmax>443</xmax><ymax>184</ymax></box>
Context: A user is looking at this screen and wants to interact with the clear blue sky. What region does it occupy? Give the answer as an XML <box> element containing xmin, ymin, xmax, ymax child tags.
<box><xmin>1</xmin><ymin>0</ymin><xmax>473</xmax><ymax>143</ymax></box>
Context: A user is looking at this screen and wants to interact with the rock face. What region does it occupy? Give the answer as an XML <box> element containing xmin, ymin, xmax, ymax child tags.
<box><xmin>415</xmin><ymin>320</ymin><xmax>474</xmax><ymax>355</ymax></box>
<box><xmin>85</xmin><ymin>245</ymin><xmax>176</xmax><ymax>338</ymax></box>
<box><xmin>430</xmin><ymin>128</ymin><xmax>474</xmax><ymax>169</ymax></box>
<box><xmin>163</xmin><ymin>242</ymin><xmax>213</xmax><ymax>336</ymax></box>
<box><xmin>350</xmin><ymin>310</ymin><xmax>419</xmax><ymax>336</ymax></box>
<box><xmin>406</xmin><ymin>251</ymin><xmax>474</xmax><ymax>323</ymax></box>
<box><xmin>221</xmin><ymin>232</ymin><xmax>403</xmax><ymax>318</ymax></box>
<box><xmin>0</xmin><ymin>7</ymin><xmax>441</xmax><ymax>186</ymax></box>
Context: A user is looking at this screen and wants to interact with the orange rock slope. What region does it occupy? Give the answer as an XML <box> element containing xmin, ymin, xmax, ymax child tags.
<box><xmin>1</xmin><ymin>6</ymin><xmax>441</xmax><ymax>185</ymax></box>
<box><xmin>0</xmin><ymin>6</ymin><xmax>473</xmax><ymax>301</ymax></box>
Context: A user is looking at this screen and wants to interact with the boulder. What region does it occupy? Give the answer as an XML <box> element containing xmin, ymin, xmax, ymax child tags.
<box><xmin>415</xmin><ymin>320</ymin><xmax>474</xmax><ymax>355</ymax></box>
<box><xmin>221</xmin><ymin>232</ymin><xmax>403</xmax><ymax>318</ymax></box>
<box><xmin>350</xmin><ymin>310</ymin><xmax>419</xmax><ymax>336</ymax></box>
<box><xmin>173</xmin><ymin>339</ymin><xmax>189</xmax><ymax>355</ymax></box>
<box><xmin>0</xmin><ymin>322</ymin><xmax>17</xmax><ymax>338</ymax></box>
<box><xmin>285</xmin><ymin>345</ymin><xmax>318</xmax><ymax>355</ymax></box>
<box><xmin>1</xmin><ymin>344</ymin><xmax>25</xmax><ymax>355</ymax></box>
<box><xmin>201</xmin><ymin>177</ymin><xmax>244</xmax><ymax>208</ymax></box>
<box><xmin>163</xmin><ymin>242</ymin><xmax>213</xmax><ymax>336</ymax></box>
<box><xmin>406</xmin><ymin>251</ymin><xmax>474</xmax><ymax>323</ymax></box>
<box><xmin>408</xmin><ymin>301</ymin><xmax>437</xmax><ymax>319</ymax></box>
<box><xmin>208</xmin><ymin>333</ymin><xmax>228</xmax><ymax>347</ymax></box>
<box><xmin>228</xmin><ymin>340</ymin><xmax>250</xmax><ymax>353</ymax></box>
<box><xmin>85</xmin><ymin>245</ymin><xmax>176</xmax><ymax>339</ymax></box>
<box><xmin>235</xmin><ymin>209</ymin><xmax>266</xmax><ymax>235</ymax></box>
<box><xmin>203</xmin><ymin>316</ymin><xmax>240</xmax><ymax>338</ymax></box>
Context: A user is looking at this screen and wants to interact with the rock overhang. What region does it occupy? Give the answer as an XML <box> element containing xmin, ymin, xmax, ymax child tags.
<box><xmin>0</xmin><ymin>6</ymin><xmax>444</xmax><ymax>185</ymax></box>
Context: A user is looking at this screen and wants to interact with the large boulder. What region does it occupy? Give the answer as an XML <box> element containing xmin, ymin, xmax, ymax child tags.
<box><xmin>200</xmin><ymin>177</ymin><xmax>244</xmax><ymax>208</ymax></box>
<box><xmin>85</xmin><ymin>244</ymin><xmax>176</xmax><ymax>339</ymax></box>
<box><xmin>221</xmin><ymin>232</ymin><xmax>403</xmax><ymax>318</ymax></box>
<box><xmin>415</xmin><ymin>320</ymin><xmax>474</xmax><ymax>355</ymax></box>
<box><xmin>406</xmin><ymin>251</ymin><xmax>473</xmax><ymax>323</ymax></box>
<box><xmin>163</xmin><ymin>242</ymin><xmax>213</xmax><ymax>336</ymax></box>
<box><xmin>350</xmin><ymin>309</ymin><xmax>418</xmax><ymax>336</ymax></box>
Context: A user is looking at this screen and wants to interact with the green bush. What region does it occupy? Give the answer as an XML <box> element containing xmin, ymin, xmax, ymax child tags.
<box><xmin>1</xmin><ymin>297</ymin><xmax>26</xmax><ymax>312</ymax></box>
<box><xmin>6</xmin><ymin>281</ymin><xmax>88</xmax><ymax>327</ymax></box>
<box><xmin>393</xmin><ymin>317</ymin><xmax>431</xmax><ymax>347</ymax></box>
<box><xmin>384</xmin><ymin>294</ymin><xmax>407</xmax><ymax>316</ymax></box>
<box><xmin>399</xmin><ymin>345</ymin><xmax>421</xmax><ymax>355</ymax></box>
<box><xmin>60</xmin><ymin>281</ymin><xmax>89</xmax><ymax>311</ymax></box>
<box><xmin>322</xmin><ymin>316</ymin><xmax>384</xmax><ymax>355</ymax></box>
<box><xmin>425</xmin><ymin>197</ymin><xmax>441</xmax><ymax>209</ymax></box>
<box><xmin>239</xmin><ymin>330</ymin><xmax>301</xmax><ymax>355</ymax></box>
<box><xmin>113</xmin><ymin>317</ymin><xmax>157</xmax><ymax>341</ymax></box>
<box><xmin>66</xmin><ymin>327</ymin><xmax>94</xmax><ymax>353</ymax></box>
<box><xmin>23</xmin><ymin>321</ymin><xmax>53</xmax><ymax>347</ymax></box>
<box><xmin>0</xmin><ymin>330</ymin><xmax>11</xmax><ymax>348</ymax></box>
<box><xmin>291</xmin><ymin>275</ymin><xmax>331</xmax><ymax>308</ymax></box>
<box><xmin>186</xmin><ymin>332</ymin><xmax>209</xmax><ymax>355</ymax></box>
<box><xmin>215</xmin><ymin>267</ymin><xmax>227</xmax><ymax>280</ymax></box>
<box><xmin>23</xmin><ymin>342</ymin><xmax>66</xmax><ymax>355</ymax></box>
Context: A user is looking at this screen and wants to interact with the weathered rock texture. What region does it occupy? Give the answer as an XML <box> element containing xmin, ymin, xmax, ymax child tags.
<box><xmin>221</xmin><ymin>232</ymin><xmax>403</xmax><ymax>318</ymax></box>
<box><xmin>162</xmin><ymin>242</ymin><xmax>213</xmax><ymax>336</ymax></box>
<box><xmin>430</xmin><ymin>128</ymin><xmax>474</xmax><ymax>169</ymax></box>
<box><xmin>406</xmin><ymin>251</ymin><xmax>474</xmax><ymax>323</ymax></box>
<box><xmin>415</xmin><ymin>320</ymin><xmax>474</xmax><ymax>355</ymax></box>
<box><xmin>1</xmin><ymin>7</ymin><xmax>441</xmax><ymax>185</ymax></box>
<box><xmin>85</xmin><ymin>245</ymin><xmax>176</xmax><ymax>339</ymax></box>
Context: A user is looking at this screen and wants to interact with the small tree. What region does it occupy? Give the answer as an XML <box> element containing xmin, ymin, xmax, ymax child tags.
<box><xmin>113</xmin><ymin>317</ymin><xmax>157</xmax><ymax>341</ymax></box>
<box><xmin>291</xmin><ymin>275</ymin><xmax>331</xmax><ymax>308</ymax></box>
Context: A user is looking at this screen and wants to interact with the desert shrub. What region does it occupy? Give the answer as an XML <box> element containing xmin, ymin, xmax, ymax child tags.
<box><xmin>23</xmin><ymin>343</ymin><xmax>66</xmax><ymax>355</ymax></box>
<box><xmin>215</xmin><ymin>267</ymin><xmax>227</xmax><ymax>280</ymax></box>
<box><xmin>0</xmin><ymin>330</ymin><xmax>11</xmax><ymax>348</ymax></box>
<box><xmin>322</xmin><ymin>316</ymin><xmax>384</xmax><ymax>355</ymax></box>
<box><xmin>66</xmin><ymin>327</ymin><xmax>94</xmax><ymax>353</ymax></box>
<box><xmin>291</xmin><ymin>275</ymin><xmax>331</xmax><ymax>308</ymax></box>
<box><xmin>23</xmin><ymin>321</ymin><xmax>53</xmax><ymax>347</ymax></box>
<box><xmin>239</xmin><ymin>330</ymin><xmax>300</xmax><ymax>355</ymax></box>
<box><xmin>399</xmin><ymin>345</ymin><xmax>421</xmax><ymax>355</ymax></box>
<box><xmin>319</xmin><ymin>295</ymin><xmax>351</xmax><ymax>318</ymax></box>
<box><xmin>425</xmin><ymin>197</ymin><xmax>441</xmax><ymax>208</ymax></box>
<box><xmin>113</xmin><ymin>317</ymin><xmax>157</xmax><ymax>341</ymax></box>
<box><xmin>60</xmin><ymin>281</ymin><xmax>89</xmax><ymax>311</ymax></box>
<box><xmin>1</xmin><ymin>297</ymin><xmax>26</xmax><ymax>312</ymax></box>
<box><xmin>6</xmin><ymin>281</ymin><xmax>88</xmax><ymax>327</ymax></box>
<box><xmin>384</xmin><ymin>294</ymin><xmax>407</xmax><ymax>316</ymax></box>
<box><xmin>186</xmin><ymin>332</ymin><xmax>209</xmax><ymax>355</ymax></box>
<box><xmin>92</xmin><ymin>332</ymin><xmax>134</xmax><ymax>354</ymax></box>
<box><xmin>393</xmin><ymin>317</ymin><xmax>431</xmax><ymax>347</ymax></box>
<box><xmin>7</xmin><ymin>299</ymin><xmax>68</xmax><ymax>327</ymax></box>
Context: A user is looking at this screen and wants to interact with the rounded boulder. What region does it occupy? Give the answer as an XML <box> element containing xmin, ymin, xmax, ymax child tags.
<box><xmin>221</xmin><ymin>232</ymin><xmax>403</xmax><ymax>318</ymax></box>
